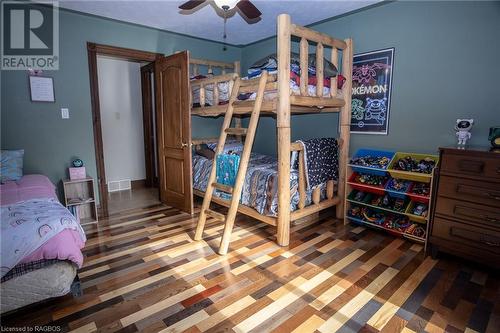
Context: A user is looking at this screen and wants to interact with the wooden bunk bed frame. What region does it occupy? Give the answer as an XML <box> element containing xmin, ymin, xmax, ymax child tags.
<box><xmin>190</xmin><ymin>14</ymin><xmax>353</xmax><ymax>251</ymax></box>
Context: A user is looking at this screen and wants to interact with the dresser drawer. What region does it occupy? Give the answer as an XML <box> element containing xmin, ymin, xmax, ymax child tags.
<box><xmin>435</xmin><ymin>197</ymin><xmax>500</xmax><ymax>229</ymax></box>
<box><xmin>440</xmin><ymin>153</ymin><xmax>500</xmax><ymax>180</ymax></box>
<box><xmin>432</xmin><ymin>217</ymin><xmax>500</xmax><ymax>254</ymax></box>
<box><xmin>438</xmin><ymin>175</ymin><xmax>500</xmax><ymax>207</ymax></box>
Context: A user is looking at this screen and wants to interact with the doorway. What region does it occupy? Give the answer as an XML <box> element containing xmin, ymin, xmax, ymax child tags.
<box><xmin>88</xmin><ymin>44</ymin><xmax>194</xmax><ymax>217</ymax></box>
<box><xmin>97</xmin><ymin>55</ymin><xmax>160</xmax><ymax>215</ymax></box>
<box><xmin>87</xmin><ymin>43</ymin><xmax>162</xmax><ymax>216</ymax></box>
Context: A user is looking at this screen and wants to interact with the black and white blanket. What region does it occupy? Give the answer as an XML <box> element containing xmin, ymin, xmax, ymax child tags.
<box><xmin>293</xmin><ymin>138</ymin><xmax>339</xmax><ymax>190</ymax></box>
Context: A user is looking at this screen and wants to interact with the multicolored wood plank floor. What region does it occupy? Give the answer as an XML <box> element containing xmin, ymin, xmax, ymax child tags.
<box><xmin>2</xmin><ymin>204</ymin><xmax>499</xmax><ymax>332</ymax></box>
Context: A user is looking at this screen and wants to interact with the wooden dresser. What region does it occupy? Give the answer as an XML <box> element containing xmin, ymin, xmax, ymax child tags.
<box><xmin>429</xmin><ymin>146</ymin><xmax>500</xmax><ymax>268</ymax></box>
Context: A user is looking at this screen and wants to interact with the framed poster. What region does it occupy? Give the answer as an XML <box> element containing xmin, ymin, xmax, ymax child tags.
<box><xmin>29</xmin><ymin>76</ymin><xmax>55</xmax><ymax>102</ymax></box>
<box><xmin>351</xmin><ymin>48</ymin><xmax>394</xmax><ymax>134</ymax></box>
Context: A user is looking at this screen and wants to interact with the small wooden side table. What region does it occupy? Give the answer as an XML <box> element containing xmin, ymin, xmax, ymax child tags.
<box><xmin>62</xmin><ymin>177</ymin><xmax>98</xmax><ymax>224</ymax></box>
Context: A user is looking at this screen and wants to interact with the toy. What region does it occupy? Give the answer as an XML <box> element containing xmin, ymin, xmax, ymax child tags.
<box><xmin>355</xmin><ymin>173</ymin><xmax>386</xmax><ymax>186</ymax></box>
<box><xmin>350</xmin><ymin>156</ymin><xmax>390</xmax><ymax>169</ymax></box>
<box><xmin>394</xmin><ymin>156</ymin><xmax>436</xmax><ymax>174</ymax></box>
<box><xmin>406</xmin><ymin>223</ymin><xmax>426</xmax><ymax>238</ymax></box>
<box><xmin>354</xmin><ymin>191</ymin><xmax>366</xmax><ymax>202</ymax></box>
<box><xmin>410</xmin><ymin>182</ymin><xmax>430</xmax><ymax>197</ymax></box>
<box><xmin>412</xmin><ymin>203</ymin><xmax>428</xmax><ymax>217</ymax></box>
<box><xmin>455</xmin><ymin>119</ymin><xmax>473</xmax><ymax>146</ymax></box>
<box><xmin>393</xmin><ymin>198</ymin><xmax>407</xmax><ymax>212</ymax></box>
<box><xmin>386</xmin><ymin>178</ymin><xmax>412</xmax><ymax>192</ymax></box>
<box><xmin>489</xmin><ymin>126</ymin><xmax>500</xmax><ymax>148</ymax></box>
<box><xmin>361</xmin><ymin>207</ymin><xmax>385</xmax><ymax>225</ymax></box>
<box><xmin>72</xmin><ymin>159</ymin><xmax>84</xmax><ymax>167</ymax></box>
<box><xmin>384</xmin><ymin>215</ymin><xmax>411</xmax><ymax>232</ymax></box>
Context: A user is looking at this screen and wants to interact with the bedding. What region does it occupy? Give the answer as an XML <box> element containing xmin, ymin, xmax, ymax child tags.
<box><xmin>248</xmin><ymin>52</ymin><xmax>338</xmax><ymax>78</ymax></box>
<box><xmin>293</xmin><ymin>138</ymin><xmax>339</xmax><ymax>189</ymax></box>
<box><xmin>193</xmin><ymin>152</ymin><xmax>329</xmax><ymax>216</ymax></box>
<box><xmin>0</xmin><ymin>197</ymin><xmax>86</xmax><ymax>278</ymax></box>
<box><xmin>192</xmin><ymin>73</ymin><xmax>333</xmax><ymax>107</ymax></box>
<box><xmin>0</xmin><ymin>149</ymin><xmax>24</xmax><ymax>183</ymax></box>
<box><xmin>1</xmin><ymin>175</ymin><xmax>86</xmax><ymax>279</ymax></box>
<box><xmin>191</xmin><ymin>53</ymin><xmax>341</xmax><ymax>107</ymax></box>
<box><xmin>0</xmin><ymin>174</ymin><xmax>57</xmax><ymax>205</ymax></box>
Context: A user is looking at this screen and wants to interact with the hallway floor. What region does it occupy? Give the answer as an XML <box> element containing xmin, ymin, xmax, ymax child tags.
<box><xmin>107</xmin><ymin>186</ymin><xmax>160</xmax><ymax>215</ymax></box>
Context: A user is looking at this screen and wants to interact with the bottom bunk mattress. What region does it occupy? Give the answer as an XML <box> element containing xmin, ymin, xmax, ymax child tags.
<box><xmin>0</xmin><ymin>260</ymin><xmax>76</xmax><ymax>314</ymax></box>
<box><xmin>192</xmin><ymin>152</ymin><xmax>326</xmax><ymax>216</ymax></box>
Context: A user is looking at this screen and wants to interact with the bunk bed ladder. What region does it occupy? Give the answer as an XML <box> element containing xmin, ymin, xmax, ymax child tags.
<box><xmin>194</xmin><ymin>71</ymin><xmax>270</xmax><ymax>255</ymax></box>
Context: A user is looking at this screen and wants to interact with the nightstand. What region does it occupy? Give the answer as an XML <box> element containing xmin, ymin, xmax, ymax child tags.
<box><xmin>63</xmin><ymin>177</ymin><xmax>98</xmax><ymax>224</ymax></box>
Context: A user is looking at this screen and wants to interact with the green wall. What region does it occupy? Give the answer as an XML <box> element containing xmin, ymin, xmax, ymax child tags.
<box><xmin>1</xmin><ymin>5</ymin><xmax>240</xmax><ymax>197</ymax></box>
<box><xmin>2</xmin><ymin>1</ymin><xmax>500</xmax><ymax>200</ymax></box>
<box><xmin>241</xmin><ymin>1</ymin><xmax>500</xmax><ymax>156</ymax></box>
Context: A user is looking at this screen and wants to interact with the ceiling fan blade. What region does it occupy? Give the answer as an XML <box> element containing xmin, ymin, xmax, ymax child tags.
<box><xmin>178</xmin><ymin>0</ymin><xmax>206</xmax><ymax>10</ymax></box>
<box><xmin>236</xmin><ymin>0</ymin><xmax>261</xmax><ymax>19</ymax></box>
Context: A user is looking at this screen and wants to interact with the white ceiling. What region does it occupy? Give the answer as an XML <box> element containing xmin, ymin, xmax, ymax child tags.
<box><xmin>56</xmin><ymin>0</ymin><xmax>381</xmax><ymax>45</ymax></box>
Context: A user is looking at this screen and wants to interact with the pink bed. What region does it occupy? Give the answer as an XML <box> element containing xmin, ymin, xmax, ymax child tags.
<box><xmin>0</xmin><ymin>174</ymin><xmax>85</xmax><ymax>268</ymax></box>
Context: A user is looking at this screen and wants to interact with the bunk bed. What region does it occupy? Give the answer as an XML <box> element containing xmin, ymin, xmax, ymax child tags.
<box><xmin>190</xmin><ymin>14</ymin><xmax>353</xmax><ymax>254</ymax></box>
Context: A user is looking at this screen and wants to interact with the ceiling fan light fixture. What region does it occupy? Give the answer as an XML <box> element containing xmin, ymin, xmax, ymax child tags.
<box><xmin>213</xmin><ymin>0</ymin><xmax>238</xmax><ymax>10</ymax></box>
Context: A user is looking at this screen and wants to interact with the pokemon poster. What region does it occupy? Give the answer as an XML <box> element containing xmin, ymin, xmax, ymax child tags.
<box><xmin>351</xmin><ymin>48</ymin><xmax>394</xmax><ymax>134</ymax></box>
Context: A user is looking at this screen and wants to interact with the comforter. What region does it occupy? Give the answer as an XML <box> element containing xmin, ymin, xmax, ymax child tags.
<box><xmin>193</xmin><ymin>152</ymin><xmax>328</xmax><ymax>216</ymax></box>
<box><xmin>0</xmin><ymin>198</ymin><xmax>86</xmax><ymax>278</ymax></box>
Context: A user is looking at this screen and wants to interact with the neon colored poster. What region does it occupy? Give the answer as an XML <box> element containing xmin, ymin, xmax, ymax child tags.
<box><xmin>351</xmin><ymin>48</ymin><xmax>394</xmax><ymax>134</ymax></box>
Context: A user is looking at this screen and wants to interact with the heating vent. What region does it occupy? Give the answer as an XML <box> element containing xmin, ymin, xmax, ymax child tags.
<box><xmin>107</xmin><ymin>179</ymin><xmax>132</xmax><ymax>192</ymax></box>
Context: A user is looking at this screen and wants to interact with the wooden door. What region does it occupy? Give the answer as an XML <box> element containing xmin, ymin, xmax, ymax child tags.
<box><xmin>140</xmin><ymin>62</ymin><xmax>157</xmax><ymax>187</ymax></box>
<box><xmin>154</xmin><ymin>51</ymin><xmax>193</xmax><ymax>214</ymax></box>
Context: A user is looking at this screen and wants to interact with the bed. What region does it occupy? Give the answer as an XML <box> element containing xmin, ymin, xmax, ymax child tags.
<box><xmin>193</xmin><ymin>151</ymin><xmax>330</xmax><ymax>217</ymax></box>
<box><xmin>189</xmin><ymin>14</ymin><xmax>353</xmax><ymax>253</ymax></box>
<box><xmin>191</xmin><ymin>53</ymin><xmax>344</xmax><ymax>110</ymax></box>
<box><xmin>0</xmin><ymin>174</ymin><xmax>86</xmax><ymax>314</ymax></box>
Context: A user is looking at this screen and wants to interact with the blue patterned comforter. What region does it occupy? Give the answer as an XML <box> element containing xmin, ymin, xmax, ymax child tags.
<box><xmin>192</xmin><ymin>152</ymin><xmax>327</xmax><ymax>216</ymax></box>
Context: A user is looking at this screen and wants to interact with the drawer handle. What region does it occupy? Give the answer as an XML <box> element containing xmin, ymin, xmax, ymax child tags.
<box><xmin>450</xmin><ymin>228</ymin><xmax>500</xmax><ymax>247</ymax></box>
<box><xmin>488</xmin><ymin>193</ymin><xmax>500</xmax><ymax>201</ymax></box>
<box><xmin>480</xmin><ymin>237</ymin><xmax>500</xmax><ymax>247</ymax></box>
<box><xmin>484</xmin><ymin>216</ymin><xmax>500</xmax><ymax>223</ymax></box>
<box><xmin>454</xmin><ymin>205</ymin><xmax>500</xmax><ymax>223</ymax></box>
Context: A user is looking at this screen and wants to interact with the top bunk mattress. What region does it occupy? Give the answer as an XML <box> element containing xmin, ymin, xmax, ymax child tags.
<box><xmin>191</xmin><ymin>73</ymin><xmax>336</xmax><ymax>107</ymax></box>
<box><xmin>191</xmin><ymin>52</ymin><xmax>344</xmax><ymax>108</ymax></box>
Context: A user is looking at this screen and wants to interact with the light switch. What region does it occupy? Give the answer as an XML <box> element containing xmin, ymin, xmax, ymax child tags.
<box><xmin>61</xmin><ymin>108</ymin><xmax>69</xmax><ymax>119</ymax></box>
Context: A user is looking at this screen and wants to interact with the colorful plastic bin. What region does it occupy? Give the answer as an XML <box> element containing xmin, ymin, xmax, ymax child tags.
<box><xmin>405</xmin><ymin>201</ymin><xmax>428</xmax><ymax>223</ymax></box>
<box><xmin>407</xmin><ymin>182</ymin><xmax>430</xmax><ymax>203</ymax></box>
<box><xmin>348</xmin><ymin>172</ymin><xmax>388</xmax><ymax>196</ymax></box>
<box><xmin>384</xmin><ymin>178</ymin><xmax>412</xmax><ymax>199</ymax></box>
<box><xmin>348</xmin><ymin>149</ymin><xmax>395</xmax><ymax>176</ymax></box>
<box><xmin>387</xmin><ymin>152</ymin><xmax>439</xmax><ymax>183</ymax></box>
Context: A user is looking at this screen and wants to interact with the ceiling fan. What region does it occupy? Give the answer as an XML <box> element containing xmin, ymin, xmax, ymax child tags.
<box><xmin>178</xmin><ymin>0</ymin><xmax>262</xmax><ymax>23</ymax></box>
<box><xmin>179</xmin><ymin>0</ymin><xmax>262</xmax><ymax>50</ymax></box>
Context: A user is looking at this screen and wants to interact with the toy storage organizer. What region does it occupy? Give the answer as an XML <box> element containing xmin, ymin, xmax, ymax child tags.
<box><xmin>344</xmin><ymin>149</ymin><xmax>439</xmax><ymax>244</ymax></box>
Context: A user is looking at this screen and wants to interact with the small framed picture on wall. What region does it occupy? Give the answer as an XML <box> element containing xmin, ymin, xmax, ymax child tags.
<box><xmin>29</xmin><ymin>75</ymin><xmax>55</xmax><ymax>102</ymax></box>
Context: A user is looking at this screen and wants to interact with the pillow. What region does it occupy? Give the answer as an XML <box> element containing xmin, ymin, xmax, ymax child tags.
<box><xmin>1</xmin><ymin>149</ymin><xmax>24</xmax><ymax>183</ymax></box>
<box><xmin>194</xmin><ymin>144</ymin><xmax>215</xmax><ymax>160</ymax></box>
<box><xmin>249</xmin><ymin>52</ymin><xmax>338</xmax><ymax>78</ymax></box>
<box><xmin>206</xmin><ymin>140</ymin><xmax>243</xmax><ymax>153</ymax></box>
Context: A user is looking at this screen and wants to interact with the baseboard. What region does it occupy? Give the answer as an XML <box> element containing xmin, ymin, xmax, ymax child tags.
<box><xmin>131</xmin><ymin>179</ymin><xmax>147</xmax><ymax>189</ymax></box>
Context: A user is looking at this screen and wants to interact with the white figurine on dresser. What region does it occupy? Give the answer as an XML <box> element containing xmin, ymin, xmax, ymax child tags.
<box><xmin>455</xmin><ymin>119</ymin><xmax>474</xmax><ymax>146</ymax></box>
